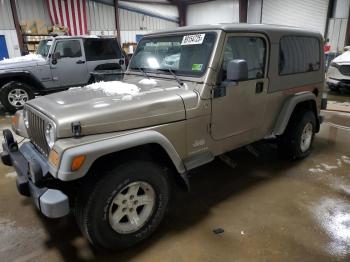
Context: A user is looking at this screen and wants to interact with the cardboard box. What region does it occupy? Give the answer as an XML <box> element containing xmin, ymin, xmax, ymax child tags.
<box><xmin>28</xmin><ymin>21</ymin><xmax>37</xmax><ymax>34</ymax></box>
<box><xmin>36</xmin><ymin>19</ymin><xmax>48</xmax><ymax>35</ymax></box>
<box><xmin>27</xmin><ymin>43</ymin><xmax>36</xmax><ymax>51</ymax></box>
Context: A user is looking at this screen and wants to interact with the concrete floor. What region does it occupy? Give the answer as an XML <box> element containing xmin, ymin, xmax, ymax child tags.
<box><xmin>0</xmin><ymin>108</ymin><xmax>350</xmax><ymax>261</ymax></box>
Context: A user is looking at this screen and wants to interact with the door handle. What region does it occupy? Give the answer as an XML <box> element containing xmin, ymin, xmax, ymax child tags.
<box><xmin>256</xmin><ymin>82</ymin><xmax>264</xmax><ymax>93</ymax></box>
<box><xmin>76</xmin><ymin>60</ymin><xmax>85</xmax><ymax>64</ymax></box>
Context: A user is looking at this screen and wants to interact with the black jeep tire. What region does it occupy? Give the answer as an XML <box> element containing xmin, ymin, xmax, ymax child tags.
<box><xmin>0</xmin><ymin>81</ymin><xmax>35</xmax><ymax>112</ymax></box>
<box><xmin>74</xmin><ymin>161</ymin><xmax>170</xmax><ymax>250</ymax></box>
<box><xmin>278</xmin><ymin>110</ymin><xmax>316</xmax><ymax>160</ymax></box>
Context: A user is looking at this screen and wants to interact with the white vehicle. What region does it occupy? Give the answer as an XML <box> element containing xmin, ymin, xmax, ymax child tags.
<box><xmin>327</xmin><ymin>51</ymin><xmax>350</xmax><ymax>91</ymax></box>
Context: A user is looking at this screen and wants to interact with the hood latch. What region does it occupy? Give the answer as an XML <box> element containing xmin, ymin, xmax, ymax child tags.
<box><xmin>71</xmin><ymin>122</ymin><xmax>82</xmax><ymax>137</ymax></box>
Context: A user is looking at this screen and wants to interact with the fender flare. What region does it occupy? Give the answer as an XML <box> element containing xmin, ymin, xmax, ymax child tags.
<box><xmin>272</xmin><ymin>92</ymin><xmax>317</xmax><ymax>136</ymax></box>
<box><xmin>0</xmin><ymin>71</ymin><xmax>45</xmax><ymax>91</ymax></box>
<box><xmin>56</xmin><ymin>130</ymin><xmax>186</xmax><ymax>181</ymax></box>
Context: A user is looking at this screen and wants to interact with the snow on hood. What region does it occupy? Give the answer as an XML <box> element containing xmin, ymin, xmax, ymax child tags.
<box><xmin>332</xmin><ymin>51</ymin><xmax>350</xmax><ymax>63</ymax></box>
<box><xmin>0</xmin><ymin>54</ymin><xmax>45</xmax><ymax>64</ymax></box>
<box><xmin>71</xmin><ymin>81</ymin><xmax>141</xmax><ymax>96</ymax></box>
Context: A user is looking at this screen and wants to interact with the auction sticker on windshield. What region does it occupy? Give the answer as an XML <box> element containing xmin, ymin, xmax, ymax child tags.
<box><xmin>181</xmin><ymin>34</ymin><xmax>205</xmax><ymax>45</ymax></box>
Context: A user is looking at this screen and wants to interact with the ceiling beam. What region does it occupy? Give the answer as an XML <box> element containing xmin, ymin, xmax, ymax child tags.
<box><xmin>119</xmin><ymin>0</ymin><xmax>172</xmax><ymax>4</ymax></box>
<box><xmin>172</xmin><ymin>0</ymin><xmax>187</xmax><ymax>26</ymax></box>
<box><xmin>9</xmin><ymin>0</ymin><xmax>24</xmax><ymax>54</ymax></box>
<box><xmin>114</xmin><ymin>0</ymin><xmax>121</xmax><ymax>43</ymax></box>
<box><xmin>239</xmin><ymin>0</ymin><xmax>248</xmax><ymax>23</ymax></box>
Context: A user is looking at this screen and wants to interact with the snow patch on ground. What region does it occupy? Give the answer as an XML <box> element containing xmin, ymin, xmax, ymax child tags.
<box><xmin>327</xmin><ymin>101</ymin><xmax>350</xmax><ymax>107</ymax></box>
<box><xmin>5</xmin><ymin>172</ymin><xmax>17</xmax><ymax>178</ymax></box>
<box><xmin>309</xmin><ymin>168</ymin><xmax>326</xmax><ymax>173</ymax></box>
<box><xmin>320</xmin><ymin>163</ymin><xmax>339</xmax><ymax>171</ymax></box>
<box><xmin>85</xmin><ymin>81</ymin><xmax>140</xmax><ymax>96</ymax></box>
<box><xmin>341</xmin><ymin>155</ymin><xmax>350</xmax><ymax>164</ymax></box>
<box><xmin>0</xmin><ymin>54</ymin><xmax>45</xmax><ymax>64</ymax></box>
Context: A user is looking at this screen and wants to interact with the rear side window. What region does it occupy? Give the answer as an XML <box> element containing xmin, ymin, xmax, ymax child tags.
<box><xmin>279</xmin><ymin>36</ymin><xmax>320</xmax><ymax>75</ymax></box>
<box><xmin>84</xmin><ymin>39</ymin><xmax>122</xmax><ymax>61</ymax></box>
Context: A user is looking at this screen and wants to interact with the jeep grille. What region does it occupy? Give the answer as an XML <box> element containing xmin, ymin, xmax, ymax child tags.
<box><xmin>27</xmin><ymin>109</ymin><xmax>50</xmax><ymax>157</ymax></box>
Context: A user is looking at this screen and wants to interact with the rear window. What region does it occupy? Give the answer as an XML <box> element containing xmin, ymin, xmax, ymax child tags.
<box><xmin>84</xmin><ymin>38</ymin><xmax>122</xmax><ymax>61</ymax></box>
<box><xmin>279</xmin><ymin>36</ymin><xmax>320</xmax><ymax>75</ymax></box>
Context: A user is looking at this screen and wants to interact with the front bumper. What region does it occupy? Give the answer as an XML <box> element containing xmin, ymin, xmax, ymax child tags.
<box><xmin>1</xmin><ymin>130</ymin><xmax>69</xmax><ymax>218</ymax></box>
<box><xmin>327</xmin><ymin>77</ymin><xmax>350</xmax><ymax>88</ymax></box>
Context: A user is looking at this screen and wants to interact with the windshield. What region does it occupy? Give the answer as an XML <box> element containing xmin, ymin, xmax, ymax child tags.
<box><xmin>36</xmin><ymin>39</ymin><xmax>52</xmax><ymax>57</ymax></box>
<box><xmin>129</xmin><ymin>32</ymin><xmax>216</xmax><ymax>76</ymax></box>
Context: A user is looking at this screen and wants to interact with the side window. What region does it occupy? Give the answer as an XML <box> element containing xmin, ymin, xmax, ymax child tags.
<box><xmin>279</xmin><ymin>36</ymin><xmax>320</xmax><ymax>75</ymax></box>
<box><xmin>221</xmin><ymin>36</ymin><xmax>266</xmax><ymax>80</ymax></box>
<box><xmin>54</xmin><ymin>40</ymin><xmax>82</xmax><ymax>58</ymax></box>
<box><xmin>84</xmin><ymin>39</ymin><xmax>122</xmax><ymax>61</ymax></box>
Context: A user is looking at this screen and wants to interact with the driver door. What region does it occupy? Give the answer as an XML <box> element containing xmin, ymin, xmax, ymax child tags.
<box><xmin>211</xmin><ymin>34</ymin><xmax>269</xmax><ymax>145</ymax></box>
<box><xmin>51</xmin><ymin>39</ymin><xmax>88</xmax><ymax>87</ymax></box>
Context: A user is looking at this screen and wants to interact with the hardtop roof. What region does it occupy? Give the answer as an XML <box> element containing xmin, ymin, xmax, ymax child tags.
<box><xmin>145</xmin><ymin>23</ymin><xmax>323</xmax><ymax>39</ymax></box>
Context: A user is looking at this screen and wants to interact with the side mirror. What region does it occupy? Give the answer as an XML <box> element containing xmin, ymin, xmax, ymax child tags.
<box><xmin>226</xmin><ymin>59</ymin><xmax>248</xmax><ymax>81</ymax></box>
<box><xmin>51</xmin><ymin>52</ymin><xmax>60</xmax><ymax>65</ymax></box>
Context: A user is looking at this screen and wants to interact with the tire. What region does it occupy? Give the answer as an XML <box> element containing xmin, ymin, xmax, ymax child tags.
<box><xmin>0</xmin><ymin>81</ymin><xmax>35</xmax><ymax>112</ymax></box>
<box><xmin>74</xmin><ymin>161</ymin><xmax>170</xmax><ymax>250</ymax></box>
<box><xmin>278</xmin><ymin>110</ymin><xmax>316</xmax><ymax>160</ymax></box>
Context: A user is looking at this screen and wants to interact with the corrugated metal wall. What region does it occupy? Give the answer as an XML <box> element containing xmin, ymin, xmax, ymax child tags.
<box><xmin>261</xmin><ymin>0</ymin><xmax>329</xmax><ymax>34</ymax></box>
<box><xmin>15</xmin><ymin>0</ymin><xmax>51</xmax><ymax>26</ymax></box>
<box><xmin>187</xmin><ymin>0</ymin><xmax>239</xmax><ymax>25</ymax></box>
<box><xmin>0</xmin><ymin>0</ymin><xmax>20</xmax><ymax>58</ymax></box>
<box><xmin>327</xmin><ymin>18</ymin><xmax>348</xmax><ymax>52</ymax></box>
<box><xmin>0</xmin><ymin>0</ymin><xmax>15</xmax><ymax>29</ymax></box>
<box><xmin>86</xmin><ymin>0</ymin><xmax>178</xmax><ymax>43</ymax></box>
<box><xmin>326</xmin><ymin>0</ymin><xmax>350</xmax><ymax>52</ymax></box>
<box><xmin>119</xmin><ymin>8</ymin><xmax>178</xmax><ymax>43</ymax></box>
<box><xmin>87</xmin><ymin>0</ymin><xmax>116</xmax><ymax>31</ymax></box>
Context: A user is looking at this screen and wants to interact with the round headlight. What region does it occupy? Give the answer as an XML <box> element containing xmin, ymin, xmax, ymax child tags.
<box><xmin>45</xmin><ymin>122</ymin><xmax>56</xmax><ymax>148</ymax></box>
<box><xmin>23</xmin><ymin>109</ymin><xmax>29</xmax><ymax>129</ymax></box>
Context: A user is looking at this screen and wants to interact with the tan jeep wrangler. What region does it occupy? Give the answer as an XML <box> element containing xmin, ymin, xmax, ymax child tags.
<box><xmin>1</xmin><ymin>24</ymin><xmax>327</xmax><ymax>249</ymax></box>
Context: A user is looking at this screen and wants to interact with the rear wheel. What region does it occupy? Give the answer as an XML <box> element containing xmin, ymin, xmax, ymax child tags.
<box><xmin>74</xmin><ymin>161</ymin><xmax>170</xmax><ymax>250</ymax></box>
<box><xmin>0</xmin><ymin>81</ymin><xmax>34</xmax><ymax>112</ymax></box>
<box><xmin>278</xmin><ymin>110</ymin><xmax>316</xmax><ymax>160</ymax></box>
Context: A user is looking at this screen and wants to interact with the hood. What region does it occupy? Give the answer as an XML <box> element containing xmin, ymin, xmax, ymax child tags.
<box><xmin>0</xmin><ymin>54</ymin><xmax>46</xmax><ymax>70</ymax></box>
<box><xmin>332</xmin><ymin>51</ymin><xmax>350</xmax><ymax>64</ymax></box>
<box><xmin>27</xmin><ymin>78</ymin><xmax>199</xmax><ymax>137</ymax></box>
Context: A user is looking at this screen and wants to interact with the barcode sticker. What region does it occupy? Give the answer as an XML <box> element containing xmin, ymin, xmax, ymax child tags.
<box><xmin>181</xmin><ymin>34</ymin><xmax>205</xmax><ymax>45</ymax></box>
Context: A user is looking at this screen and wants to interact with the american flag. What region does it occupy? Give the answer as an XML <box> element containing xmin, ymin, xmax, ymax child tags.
<box><xmin>46</xmin><ymin>0</ymin><xmax>87</xmax><ymax>36</ymax></box>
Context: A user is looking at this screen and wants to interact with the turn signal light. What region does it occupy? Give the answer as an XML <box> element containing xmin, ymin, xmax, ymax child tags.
<box><xmin>11</xmin><ymin>115</ymin><xmax>18</xmax><ymax>127</ymax></box>
<box><xmin>48</xmin><ymin>150</ymin><xmax>59</xmax><ymax>167</ymax></box>
<box><xmin>71</xmin><ymin>155</ymin><xmax>86</xmax><ymax>171</ymax></box>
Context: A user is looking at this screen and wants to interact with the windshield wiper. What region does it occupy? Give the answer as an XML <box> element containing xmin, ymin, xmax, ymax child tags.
<box><xmin>131</xmin><ymin>67</ymin><xmax>150</xmax><ymax>79</ymax></box>
<box><xmin>157</xmin><ymin>68</ymin><xmax>184</xmax><ymax>87</ymax></box>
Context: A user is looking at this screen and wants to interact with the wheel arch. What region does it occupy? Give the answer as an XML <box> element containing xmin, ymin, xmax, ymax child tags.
<box><xmin>56</xmin><ymin>130</ymin><xmax>189</xmax><ymax>190</ymax></box>
<box><xmin>0</xmin><ymin>71</ymin><xmax>45</xmax><ymax>92</ymax></box>
<box><xmin>273</xmin><ymin>92</ymin><xmax>320</xmax><ymax>136</ymax></box>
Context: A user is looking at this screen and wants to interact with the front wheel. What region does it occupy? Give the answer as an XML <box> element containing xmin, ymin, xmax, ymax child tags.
<box><xmin>278</xmin><ymin>110</ymin><xmax>316</xmax><ymax>160</ymax></box>
<box><xmin>74</xmin><ymin>161</ymin><xmax>170</xmax><ymax>250</ymax></box>
<box><xmin>0</xmin><ymin>81</ymin><xmax>34</xmax><ymax>112</ymax></box>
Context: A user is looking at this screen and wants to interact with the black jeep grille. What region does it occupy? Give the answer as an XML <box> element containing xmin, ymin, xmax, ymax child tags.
<box><xmin>27</xmin><ymin>109</ymin><xmax>50</xmax><ymax>157</ymax></box>
<box><xmin>339</xmin><ymin>65</ymin><xmax>350</xmax><ymax>76</ymax></box>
